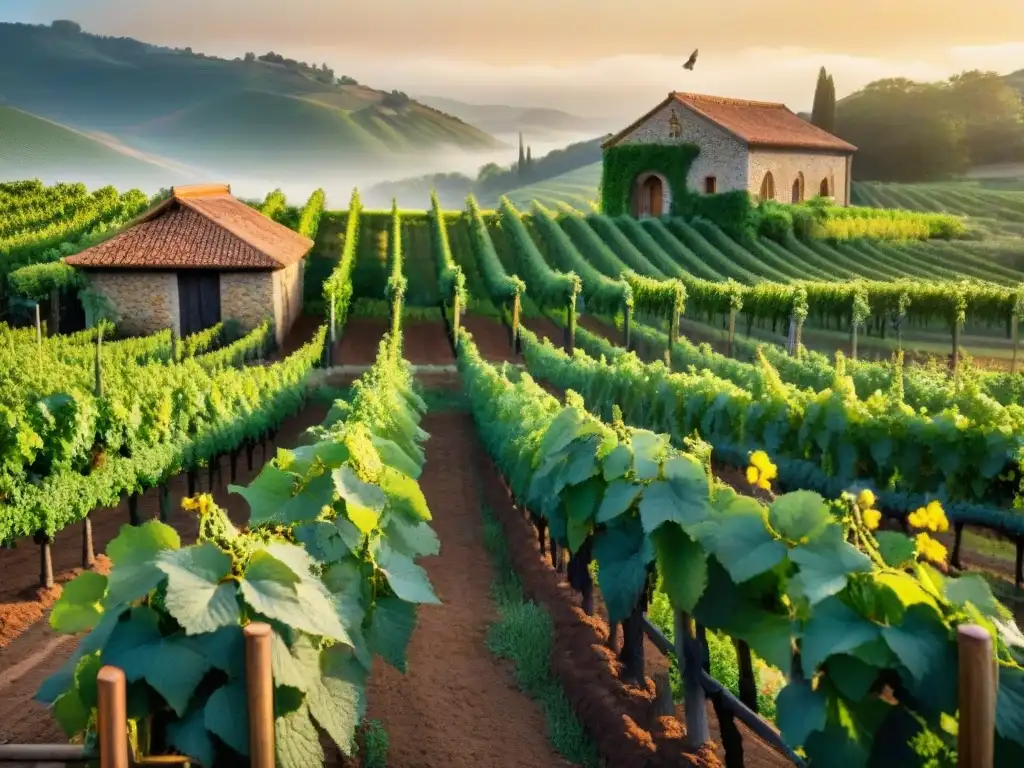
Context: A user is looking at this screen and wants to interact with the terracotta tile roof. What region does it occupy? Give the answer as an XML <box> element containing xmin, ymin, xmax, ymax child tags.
<box><xmin>602</xmin><ymin>92</ymin><xmax>857</xmax><ymax>153</ymax></box>
<box><xmin>64</xmin><ymin>185</ymin><xmax>313</xmax><ymax>270</ymax></box>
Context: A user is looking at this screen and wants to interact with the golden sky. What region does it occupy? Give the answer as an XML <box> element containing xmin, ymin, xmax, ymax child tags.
<box><xmin>5</xmin><ymin>0</ymin><xmax>1024</xmax><ymax>117</ymax></box>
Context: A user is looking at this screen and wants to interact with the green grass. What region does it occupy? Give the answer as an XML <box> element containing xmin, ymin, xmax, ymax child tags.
<box><xmin>479</xmin><ymin>503</ymin><xmax>601</xmax><ymax>767</ymax></box>
<box><xmin>492</xmin><ymin>162</ymin><xmax>602</xmax><ymax>211</ymax></box>
<box><xmin>0</xmin><ymin>106</ymin><xmax>184</xmax><ymax>185</ymax></box>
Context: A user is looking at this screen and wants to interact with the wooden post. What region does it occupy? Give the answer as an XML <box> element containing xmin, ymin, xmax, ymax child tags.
<box><xmin>187</xmin><ymin>470</ymin><xmax>196</xmax><ymax>497</ymax></box>
<box><xmin>786</xmin><ymin>315</ymin><xmax>797</xmax><ymax>356</ymax></box>
<box><xmin>951</xmin><ymin>522</ymin><xmax>965</xmax><ymax>570</ymax></box>
<box><xmin>667</xmin><ymin>307</ymin><xmax>679</xmax><ymax>369</ymax></box>
<box><xmin>734</xmin><ymin>639</ymin><xmax>758</xmax><ymax>713</ymax></box>
<box><xmin>957</xmin><ymin>624</ymin><xmax>996</xmax><ymax>768</ymax></box>
<box><xmin>623</xmin><ymin>303</ymin><xmax>632</xmax><ymax>351</ymax></box>
<box><xmin>34</xmin><ymin>302</ymin><xmax>42</xmax><ymax>347</ymax></box>
<box><xmin>82</xmin><ymin>516</ymin><xmax>95</xmax><ymax>567</ymax></box>
<box><xmin>128</xmin><ymin>494</ymin><xmax>140</xmax><ymax>526</ymax></box>
<box><xmin>97</xmin><ymin>666</ymin><xmax>128</xmax><ymax>768</ymax></box>
<box><xmin>676</xmin><ymin>611</ymin><xmax>710</xmax><ymax>748</ymax></box>
<box><xmin>851</xmin><ymin>318</ymin><xmax>859</xmax><ymax>361</ymax></box>
<box><xmin>652</xmin><ymin>671</ymin><xmax>674</xmax><ymax>717</ymax></box>
<box><xmin>328</xmin><ymin>297</ymin><xmax>337</xmax><ymax>366</ymax></box>
<box><xmin>1013</xmin><ymin>315</ymin><xmax>1020</xmax><ymax>374</ymax></box>
<box><xmin>49</xmin><ymin>288</ymin><xmax>60</xmax><ymax>336</ymax></box>
<box><xmin>207</xmin><ymin>458</ymin><xmax>216</xmax><ymax>490</ymax></box>
<box><xmin>170</xmin><ymin>330</ymin><xmax>178</xmax><ymax>362</ymax></box>
<box><xmin>36</xmin><ymin>532</ymin><xmax>54</xmax><ymax>589</ymax></box>
<box><xmin>565</xmin><ymin>298</ymin><xmax>576</xmax><ymax>355</ymax></box>
<box><xmin>159</xmin><ymin>484</ymin><xmax>171</xmax><ymax>523</ymax></box>
<box><xmin>511</xmin><ymin>294</ymin><xmax>521</xmax><ymax>353</ymax></box>
<box><xmin>244</xmin><ymin>623</ymin><xmax>275</xmax><ymax>768</ymax></box>
<box><xmin>727</xmin><ymin>307</ymin><xmax>736</xmax><ymax>358</ymax></box>
<box><xmin>451</xmin><ymin>291</ymin><xmax>461</xmax><ymax>342</ymax></box>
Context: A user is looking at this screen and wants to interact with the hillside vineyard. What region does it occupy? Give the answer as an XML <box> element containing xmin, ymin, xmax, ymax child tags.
<box><xmin>1</xmin><ymin>179</ymin><xmax>1023</xmax><ymax>768</ymax></box>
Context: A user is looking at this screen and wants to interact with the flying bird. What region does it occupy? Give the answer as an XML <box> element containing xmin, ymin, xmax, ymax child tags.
<box><xmin>683</xmin><ymin>49</ymin><xmax>698</xmax><ymax>71</ymax></box>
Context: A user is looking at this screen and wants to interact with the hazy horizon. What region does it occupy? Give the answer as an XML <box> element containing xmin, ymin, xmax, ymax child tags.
<box><xmin>2</xmin><ymin>1</ymin><xmax>1023</xmax><ymax>122</ymax></box>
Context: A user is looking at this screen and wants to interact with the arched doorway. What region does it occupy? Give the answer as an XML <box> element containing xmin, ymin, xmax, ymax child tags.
<box><xmin>819</xmin><ymin>177</ymin><xmax>830</xmax><ymax>197</ymax></box>
<box><xmin>792</xmin><ymin>173</ymin><xmax>805</xmax><ymax>203</ymax></box>
<box><xmin>758</xmin><ymin>172</ymin><xmax>775</xmax><ymax>202</ymax></box>
<box><xmin>631</xmin><ymin>172</ymin><xmax>670</xmax><ymax>218</ymax></box>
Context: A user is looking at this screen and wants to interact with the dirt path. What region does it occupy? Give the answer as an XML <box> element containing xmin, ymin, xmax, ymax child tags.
<box><xmin>365</xmin><ymin>411</ymin><xmax>568</xmax><ymax>768</ymax></box>
<box><xmin>337</xmin><ymin>318</ymin><xmax>455</xmax><ymax>367</ymax></box>
<box><xmin>0</xmin><ymin>404</ymin><xmax>331</xmax><ymax>746</ymax></box>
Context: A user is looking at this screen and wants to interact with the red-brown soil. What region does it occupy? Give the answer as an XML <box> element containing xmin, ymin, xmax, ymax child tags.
<box><xmin>0</xmin><ymin>404</ymin><xmax>331</xmax><ymax>748</ymax></box>
<box><xmin>336</xmin><ymin>318</ymin><xmax>455</xmax><ymax>367</ymax></box>
<box><xmin>365</xmin><ymin>411</ymin><xmax>568</xmax><ymax>768</ymax></box>
<box><xmin>523</xmin><ymin>316</ymin><xmax>568</xmax><ymax>350</ymax></box>
<box><xmin>461</xmin><ymin>315</ymin><xmax>519</xmax><ymax>364</ymax></box>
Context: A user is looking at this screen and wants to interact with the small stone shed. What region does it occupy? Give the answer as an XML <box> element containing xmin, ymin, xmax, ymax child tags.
<box><xmin>64</xmin><ymin>184</ymin><xmax>312</xmax><ymax>347</ymax></box>
<box><xmin>602</xmin><ymin>92</ymin><xmax>857</xmax><ymax>217</ymax></box>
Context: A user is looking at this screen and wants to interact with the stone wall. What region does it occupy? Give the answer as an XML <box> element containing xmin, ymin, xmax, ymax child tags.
<box><xmin>613</xmin><ymin>102</ymin><xmax>749</xmax><ymax>195</ymax></box>
<box><xmin>220</xmin><ymin>271</ymin><xmax>275</xmax><ymax>338</ymax></box>
<box><xmin>86</xmin><ymin>271</ymin><xmax>179</xmax><ymax>336</ymax></box>
<box><xmin>747</xmin><ymin>149</ymin><xmax>851</xmax><ymax>205</ymax></box>
<box><xmin>272</xmin><ymin>262</ymin><xmax>304</xmax><ymax>346</ymax></box>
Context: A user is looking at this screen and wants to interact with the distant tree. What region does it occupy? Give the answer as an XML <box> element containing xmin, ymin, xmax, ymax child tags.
<box><xmin>518</xmin><ymin>133</ymin><xmax>525</xmax><ymax>176</ymax></box>
<box><xmin>946</xmin><ymin>70</ymin><xmax>1024</xmax><ymax>166</ymax></box>
<box><xmin>244</xmin><ymin>52</ymin><xmax>256</xmax><ymax>63</ymax></box>
<box><xmin>837</xmin><ymin>79</ymin><xmax>969</xmax><ymax>181</ymax></box>
<box><xmin>810</xmin><ymin>67</ymin><xmax>836</xmax><ymax>133</ymax></box>
<box><xmin>526</xmin><ymin>146</ymin><xmax>533</xmax><ymax>168</ymax></box>
<box><xmin>51</xmin><ymin>20</ymin><xmax>82</xmax><ymax>35</ymax></box>
<box><xmin>337</xmin><ymin>75</ymin><xmax>359</xmax><ymax>85</ymax></box>
<box><xmin>477</xmin><ymin>163</ymin><xmax>504</xmax><ymax>184</ymax></box>
<box><xmin>382</xmin><ymin>90</ymin><xmax>410</xmax><ymax>109</ymax></box>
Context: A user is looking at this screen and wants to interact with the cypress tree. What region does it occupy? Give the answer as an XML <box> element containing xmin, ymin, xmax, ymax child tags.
<box><xmin>518</xmin><ymin>132</ymin><xmax>525</xmax><ymax>175</ymax></box>
<box><xmin>810</xmin><ymin>67</ymin><xmax>827</xmax><ymax>129</ymax></box>
<box><xmin>823</xmin><ymin>75</ymin><xmax>837</xmax><ymax>133</ymax></box>
<box><xmin>526</xmin><ymin>145</ymin><xmax>532</xmax><ymax>170</ymax></box>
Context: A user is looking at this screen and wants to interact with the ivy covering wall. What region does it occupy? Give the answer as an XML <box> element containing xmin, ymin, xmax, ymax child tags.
<box><xmin>600</xmin><ymin>143</ymin><xmax>757</xmax><ymax>239</ymax></box>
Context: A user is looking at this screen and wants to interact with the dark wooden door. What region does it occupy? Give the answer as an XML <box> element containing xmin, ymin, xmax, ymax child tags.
<box><xmin>645</xmin><ymin>176</ymin><xmax>663</xmax><ymax>217</ymax></box>
<box><xmin>177</xmin><ymin>272</ymin><xmax>221</xmax><ymax>337</ymax></box>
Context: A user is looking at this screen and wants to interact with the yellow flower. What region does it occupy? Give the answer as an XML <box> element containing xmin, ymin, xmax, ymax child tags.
<box><xmin>925</xmin><ymin>500</ymin><xmax>949</xmax><ymax>533</ymax></box>
<box><xmin>856</xmin><ymin>489</ymin><xmax>876</xmax><ymax>510</ymax></box>
<box><xmin>863</xmin><ymin>508</ymin><xmax>881</xmax><ymax>530</ymax></box>
<box><xmin>907</xmin><ymin>507</ymin><xmax>928</xmax><ymax>529</ymax></box>
<box><xmin>915</xmin><ymin>532</ymin><xmax>948</xmax><ymax>564</ymax></box>
<box><xmin>757</xmin><ymin>478</ymin><xmax>771</xmax><ymax>491</ymax></box>
<box><xmin>182</xmin><ymin>496</ymin><xmax>200</xmax><ymax>511</ymax></box>
<box><xmin>746</xmin><ymin>466</ymin><xmax>759</xmax><ymax>485</ymax></box>
<box><xmin>750</xmin><ymin>450</ymin><xmax>771</xmax><ymax>472</ymax></box>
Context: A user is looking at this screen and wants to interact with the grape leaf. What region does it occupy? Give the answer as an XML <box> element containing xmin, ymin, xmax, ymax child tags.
<box><xmin>768</xmin><ymin>490</ymin><xmax>833</xmax><ymax>544</ymax></box>
<box><xmin>874</xmin><ymin>531</ymin><xmax>916</xmax><ymax>568</ymax></box>
<box><xmin>278</xmin><ymin>473</ymin><xmax>337</xmax><ymax>525</ymax></box>
<box><xmin>996</xmin><ymin>665</ymin><xmax>1024</xmax><ymax>742</ymax></box>
<box><xmin>945</xmin><ymin>573</ymin><xmax>1003</xmax><ymax>617</ymax></box>
<box><xmin>367</xmin><ymin>596</ymin><xmax>418</xmax><ymax>672</ymax></box>
<box><xmin>334</xmin><ymin>465</ymin><xmax>386</xmax><ymax>513</ymax></box>
<box><xmin>73</xmin><ymin>652</ymin><xmax>102</xmax><ymax>709</ymax></box>
<box><xmin>702</xmin><ymin>507</ymin><xmax>786</xmax><ymax>584</ymax></box>
<box><xmin>789</xmin><ymin>528</ymin><xmax>872</xmax><ymax>605</ymax></box>
<box><xmin>307</xmin><ymin>645</ymin><xmax>367</xmax><ymax>755</ymax></box>
<box><xmin>36</xmin><ymin>610</ymin><xmax>121</xmax><ymax>705</ymax></box>
<box><xmin>205</xmin><ymin>680</ymin><xmax>249</xmax><ymax>755</ymax></box>
<box><xmin>155</xmin><ymin>543</ymin><xmax>239</xmax><ymax>635</ymax></box>
<box><xmin>271</xmin><ymin>632</ymin><xmax>319</xmax><ymax>692</ymax></box>
<box><xmin>53</xmin><ymin>689</ymin><xmax>89</xmax><ymax>737</ymax></box>
<box><xmin>104</xmin><ymin>521</ymin><xmax>180</xmax><ymax>606</ymax></box>
<box><xmin>602</xmin><ymin>444</ymin><xmax>632</xmax><ymax>480</ymax></box>
<box><xmin>276</xmin><ymin>441</ymin><xmax>350</xmax><ymax>476</ymax></box>
<box><xmin>652</xmin><ymin>523</ymin><xmax>706</xmax><ymax>612</ymax></box>
<box><xmin>801</xmin><ymin>597</ymin><xmax>881</xmax><ymax>672</ymax></box>
<box><xmin>824</xmin><ymin>654</ymin><xmax>878</xmax><ymax>702</ymax></box>
<box><xmin>275</xmin><ymin>702</ymin><xmax>324</xmax><ymax>768</ymax></box>
<box><xmin>595</xmin><ymin>478</ymin><xmax>641</xmax><ymax>523</ymax></box>
<box><xmin>50</xmin><ymin>571</ymin><xmax>107</xmax><ymax>633</ymax></box>
<box><xmin>167</xmin><ymin>706</ymin><xmax>216</xmax><ymax>768</ymax></box>
<box><xmin>775</xmin><ymin>679</ymin><xmax>827</xmax><ymax>746</ymax></box>
<box><xmin>294</xmin><ymin>521</ymin><xmax>351</xmax><ymax>563</ymax></box>
<box><xmin>882</xmin><ymin>605</ymin><xmax>956</xmax><ymax>713</ymax></box>
<box><xmin>638</xmin><ymin>455</ymin><xmax>712</xmax><ymax>533</ymax></box>
<box><xmin>188</xmin><ymin>625</ymin><xmax>245</xmax><ymax>678</ymax></box>
<box><xmin>371</xmin><ymin>434</ymin><xmax>421</xmax><ymax>478</ymax></box>
<box><xmin>378</xmin><ymin>465</ymin><xmax>431</xmax><ymax>522</ymax></box>
<box><xmin>630</xmin><ymin>429</ymin><xmax>666</xmax><ymax>480</ymax></box>
<box><xmin>230</xmin><ymin>464</ymin><xmax>296</xmax><ymax>526</ymax></box>
<box><xmin>385</xmin><ymin>517</ymin><xmax>440</xmax><ymax>559</ymax></box>
<box><xmin>593</xmin><ymin>518</ymin><xmax>653</xmax><ymax>623</ymax></box>
<box><xmin>373</xmin><ymin>540</ymin><xmax>440</xmax><ymax>605</ymax></box>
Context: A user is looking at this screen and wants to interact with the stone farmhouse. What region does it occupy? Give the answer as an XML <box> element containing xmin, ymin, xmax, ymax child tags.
<box><xmin>64</xmin><ymin>184</ymin><xmax>311</xmax><ymax>347</ymax></box>
<box><xmin>602</xmin><ymin>92</ymin><xmax>857</xmax><ymax>217</ymax></box>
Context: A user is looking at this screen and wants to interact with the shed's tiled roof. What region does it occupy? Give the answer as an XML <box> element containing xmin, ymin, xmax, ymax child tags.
<box><xmin>64</xmin><ymin>184</ymin><xmax>313</xmax><ymax>270</ymax></box>
<box><xmin>602</xmin><ymin>92</ymin><xmax>857</xmax><ymax>153</ymax></box>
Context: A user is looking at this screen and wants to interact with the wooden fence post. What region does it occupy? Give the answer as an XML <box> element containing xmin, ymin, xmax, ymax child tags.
<box><xmin>727</xmin><ymin>307</ymin><xmax>736</xmax><ymax>358</ymax></box>
<box><xmin>1012</xmin><ymin>314</ymin><xmax>1019</xmax><ymax>374</ymax></box>
<box><xmin>623</xmin><ymin>302</ymin><xmax>632</xmax><ymax>351</ymax></box>
<box><xmin>36</xmin><ymin>532</ymin><xmax>54</xmax><ymax>589</ymax></box>
<box><xmin>328</xmin><ymin>297</ymin><xmax>337</xmax><ymax>367</ymax></box>
<box><xmin>35</xmin><ymin>302</ymin><xmax>42</xmax><ymax>347</ymax></box>
<box><xmin>451</xmin><ymin>291</ymin><xmax>461</xmax><ymax>343</ymax></box>
<box><xmin>97</xmin><ymin>666</ymin><xmax>128</xmax><ymax>768</ymax></box>
<box><xmin>565</xmin><ymin>298</ymin><xmax>576</xmax><ymax>355</ymax></box>
<box><xmin>675</xmin><ymin>611</ymin><xmax>710</xmax><ymax>749</ymax></box>
<box><xmin>82</xmin><ymin>515</ymin><xmax>95</xmax><ymax>567</ymax></box>
<box><xmin>850</xmin><ymin>318</ymin><xmax>859</xmax><ymax>361</ymax></box>
<box><xmin>958</xmin><ymin>624</ymin><xmax>996</xmax><ymax>768</ymax></box>
<box><xmin>244</xmin><ymin>623</ymin><xmax>275</xmax><ymax>768</ymax></box>
<box><xmin>511</xmin><ymin>294</ymin><xmax>521</xmax><ymax>353</ymax></box>
<box><xmin>49</xmin><ymin>287</ymin><xmax>60</xmax><ymax>336</ymax></box>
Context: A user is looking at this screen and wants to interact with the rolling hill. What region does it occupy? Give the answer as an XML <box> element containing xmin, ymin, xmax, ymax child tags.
<box><xmin>413</xmin><ymin>94</ymin><xmax>612</xmax><ymax>137</ymax></box>
<box><xmin>0</xmin><ymin>20</ymin><xmax>501</xmax><ymax>180</ymax></box>
<box><xmin>0</xmin><ymin>106</ymin><xmax>191</xmax><ymax>188</ymax></box>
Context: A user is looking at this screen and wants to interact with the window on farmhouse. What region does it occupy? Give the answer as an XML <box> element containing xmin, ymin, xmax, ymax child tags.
<box><xmin>704</xmin><ymin>176</ymin><xmax>717</xmax><ymax>194</ymax></box>
<box><xmin>759</xmin><ymin>172</ymin><xmax>775</xmax><ymax>201</ymax></box>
